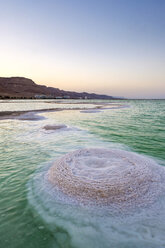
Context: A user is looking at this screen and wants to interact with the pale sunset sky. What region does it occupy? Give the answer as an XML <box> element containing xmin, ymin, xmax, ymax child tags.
<box><xmin>0</xmin><ymin>0</ymin><xmax>165</xmax><ymax>98</ymax></box>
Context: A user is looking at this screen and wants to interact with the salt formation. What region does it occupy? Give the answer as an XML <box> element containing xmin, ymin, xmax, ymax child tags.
<box><xmin>48</xmin><ymin>148</ymin><xmax>164</xmax><ymax>208</ymax></box>
<box><xmin>18</xmin><ymin>112</ymin><xmax>45</xmax><ymax>121</ymax></box>
<box><xmin>80</xmin><ymin>109</ymin><xmax>102</xmax><ymax>113</ymax></box>
<box><xmin>29</xmin><ymin>148</ymin><xmax>165</xmax><ymax>247</ymax></box>
<box><xmin>43</xmin><ymin>124</ymin><xmax>67</xmax><ymax>130</ymax></box>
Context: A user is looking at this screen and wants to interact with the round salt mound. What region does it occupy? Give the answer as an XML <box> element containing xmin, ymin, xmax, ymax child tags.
<box><xmin>48</xmin><ymin>148</ymin><xmax>165</xmax><ymax>209</ymax></box>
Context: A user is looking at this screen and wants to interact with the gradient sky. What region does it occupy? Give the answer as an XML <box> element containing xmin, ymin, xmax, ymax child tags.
<box><xmin>0</xmin><ymin>0</ymin><xmax>165</xmax><ymax>98</ymax></box>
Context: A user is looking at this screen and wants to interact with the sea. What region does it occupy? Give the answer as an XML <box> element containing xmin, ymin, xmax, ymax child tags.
<box><xmin>0</xmin><ymin>99</ymin><xmax>165</xmax><ymax>248</ymax></box>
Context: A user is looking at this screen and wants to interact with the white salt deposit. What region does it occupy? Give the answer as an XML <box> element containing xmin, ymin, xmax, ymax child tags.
<box><xmin>18</xmin><ymin>112</ymin><xmax>46</xmax><ymax>121</ymax></box>
<box><xmin>43</xmin><ymin>124</ymin><xmax>67</xmax><ymax>130</ymax></box>
<box><xmin>28</xmin><ymin>148</ymin><xmax>165</xmax><ymax>248</ymax></box>
<box><xmin>48</xmin><ymin>148</ymin><xmax>165</xmax><ymax>208</ymax></box>
<box><xmin>80</xmin><ymin>109</ymin><xmax>102</xmax><ymax>113</ymax></box>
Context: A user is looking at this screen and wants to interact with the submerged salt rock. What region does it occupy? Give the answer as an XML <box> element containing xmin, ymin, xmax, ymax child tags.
<box><xmin>48</xmin><ymin>148</ymin><xmax>165</xmax><ymax>208</ymax></box>
<box><xmin>80</xmin><ymin>109</ymin><xmax>102</xmax><ymax>113</ymax></box>
<box><xmin>18</xmin><ymin>112</ymin><xmax>45</xmax><ymax>121</ymax></box>
<box><xmin>43</xmin><ymin>124</ymin><xmax>67</xmax><ymax>130</ymax></box>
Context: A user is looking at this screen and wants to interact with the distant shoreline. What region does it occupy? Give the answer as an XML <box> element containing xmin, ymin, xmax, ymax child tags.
<box><xmin>0</xmin><ymin>101</ymin><xmax>129</xmax><ymax>120</ymax></box>
<box><xmin>0</xmin><ymin>76</ymin><xmax>118</xmax><ymax>100</ymax></box>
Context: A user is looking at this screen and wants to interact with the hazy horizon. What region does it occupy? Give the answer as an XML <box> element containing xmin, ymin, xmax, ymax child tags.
<box><xmin>0</xmin><ymin>0</ymin><xmax>165</xmax><ymax>99</ymax></box>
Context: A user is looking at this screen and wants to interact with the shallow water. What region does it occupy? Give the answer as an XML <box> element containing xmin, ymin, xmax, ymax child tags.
<box><xmin>0</xmin><ymin>99</ymin><xmax>165</xmax><ymax>248</ymax></box>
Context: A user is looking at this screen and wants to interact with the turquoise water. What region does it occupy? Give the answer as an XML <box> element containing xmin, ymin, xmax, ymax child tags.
<box><xmin>0</xmin><ymin>100</ymin><xmax>165</xmax><ymax>248</ymax></box>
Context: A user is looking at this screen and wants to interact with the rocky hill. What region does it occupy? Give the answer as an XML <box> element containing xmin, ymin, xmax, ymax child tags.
<box><xmin>0</xmin><ymin>77</ymin><xmax>116</xmax><ymax>99</ymax></box>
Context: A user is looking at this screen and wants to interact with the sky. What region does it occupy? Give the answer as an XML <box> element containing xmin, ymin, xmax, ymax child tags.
<box><xmin>0</xmin><ymin>0</ymin><xmax>165</xmax><ymax>98</ymax></box>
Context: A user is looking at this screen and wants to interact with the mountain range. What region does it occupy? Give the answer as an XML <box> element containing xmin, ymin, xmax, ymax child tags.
<box><xmin>0</xmin><ymin>77</ymin><xmax>117</xmax><ymax>99</ymax></box>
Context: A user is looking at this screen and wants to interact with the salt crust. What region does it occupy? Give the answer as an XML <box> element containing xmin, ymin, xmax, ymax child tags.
<box><xmin>18</xmin><ymin>112</ymin><xmax>45</xmax><ymax>121</ymax></box>
<box><xmin>48</xmin><ymin>148</ymin><xmax>165</xmax><ymax>208</ymax></box>
<box><xmin>43</xmin><ymin>124</ymin><xmax>67</xmax><ymax>130</ymax></box>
